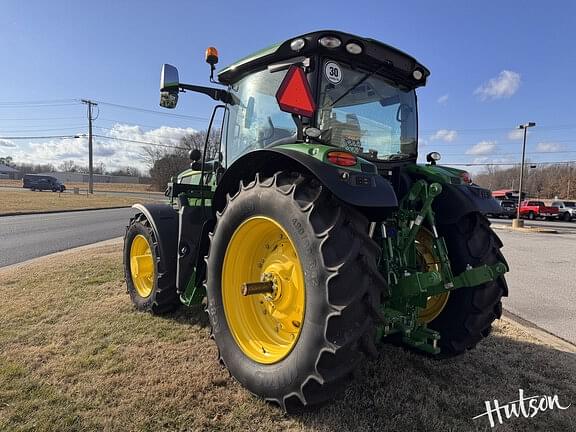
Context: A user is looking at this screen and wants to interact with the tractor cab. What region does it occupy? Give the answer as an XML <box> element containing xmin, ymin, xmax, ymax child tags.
<box><xmin>160</xmin><ymin>30</ymin><xmax>429</xmax><ymax>172</ymax></box>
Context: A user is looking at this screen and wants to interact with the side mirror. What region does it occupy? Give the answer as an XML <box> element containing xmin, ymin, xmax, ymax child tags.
<box><xmin>160</xmin><ymin>64</ymin><xmax>179</xmax><ymax>109</ymax></box>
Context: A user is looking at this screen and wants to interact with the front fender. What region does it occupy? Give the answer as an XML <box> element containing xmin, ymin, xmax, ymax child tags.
<box><xmin>214</xmin><ymin>148</ymin><xmax>398</xmax><ymax>213</ymax></box>
<box><xmin>433</xmin><ymin>184</ymin><xmax>502</xmax><ymax>225</ymax></box>
<box><xmin>130</xmin><ymin>203</ymin><xmax>178</xmax><ymax>271</ymax></box>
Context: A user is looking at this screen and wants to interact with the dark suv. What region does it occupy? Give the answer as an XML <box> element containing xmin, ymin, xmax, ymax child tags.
<box><xmin>22</xmin><ymin>174</ymin><xmax>66</xmax><ymax>192</ymax></box>
<box><xmin>487</xmin><ymin>199</ymin><xmax>517</xmax><ymax>218</ymax></box>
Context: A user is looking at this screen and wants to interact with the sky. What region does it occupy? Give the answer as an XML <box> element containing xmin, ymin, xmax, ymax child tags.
<box><xmin>0</xmin><ymin>0</ymin><xmax>575</xmax><ymax>174</ymax></box>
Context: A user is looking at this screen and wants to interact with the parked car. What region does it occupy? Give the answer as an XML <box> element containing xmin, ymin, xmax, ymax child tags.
<box><xmin>498</xmin><ymin>200</ymin><xmax>517</xmax><ymax>218</ymax></box>
<box><xmin>519</xmin><ymin>200</ymin><xmax>559</xmax><ymax>220</ymax></box>
<box><xmin>486</xmin><ymin>199</ymin><xmax>517</xmax><ymax>219</ymax></box>
<box><xmin>551</xmin><ymin>200</ymin><xmax>576</xmax><ymax>221</ymax></box>
<box><xmin>22</xmin><ymin>174</ymin><xmax>66</xmax><ymax>192</ymax></box>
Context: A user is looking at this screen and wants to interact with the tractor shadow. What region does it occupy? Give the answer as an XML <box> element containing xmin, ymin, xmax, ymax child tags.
<box><xmin>291</xmin><ymin>324</ymin><xmax>576</xmax><ymax>432</ymax></box>
<box><xmin>161</xmin><ymin>304</ymin><xmax>210</xmax><ymax>328</ymax></box>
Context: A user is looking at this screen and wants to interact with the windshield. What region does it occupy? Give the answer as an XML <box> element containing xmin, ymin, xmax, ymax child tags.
<box><xmin>225</xmin><ymin>68</ymin><xmax>297</xmax><ymax>164</ymax></box>
<box><xmin>564</xmin><ymin>201</ymin><xmax>575</xmax><ymax>207</ymax></box>
<box><xmin>317</xmin><ymin>60</ymin><xmax>417</xmax><ymax>160</ymax></box>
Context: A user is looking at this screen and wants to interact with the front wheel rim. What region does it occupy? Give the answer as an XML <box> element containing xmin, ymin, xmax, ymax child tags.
<box><xmin>221</xmin><ymin>216</ymin><xmax>306</xmax><ymax>364</ymax></box>
<box><xmin>129</xmin><ymin>234</ymin><xmax>155</xmax><ymax>298</ymax></box>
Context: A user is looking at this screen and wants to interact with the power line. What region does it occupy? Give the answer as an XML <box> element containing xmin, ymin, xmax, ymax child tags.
<box><xmin>445</xmin><ymin>160</ymin><xmax>576</xmax><ymax>167</ymax></box>
<box><xmin>0</xmin><ymin>103</ymin><xmax>80</xmax><ymax>109</ymax></box>
<box><xmin>0</xmin><ymin>134</ymin><xmax>79</xmax><ymax>140</ymax></box>
<box><xmin>90</xmin><ymin>100</ymin><xmax>209</xmax><ymax>121</ymax></box>
<box><xmin>0</xmin><ymin>116</ymin><xmax>85</xmax><ymax>121</ymax></box>
<box><xmin>97</xmin><ymin>118</ymin><xmax>198</xmax><ymax>129</ymax></box>
<box><xmin>93</xmin><ymin>134</ymin><xmax>188</xmax><ymax>150</ymax></box>
<box><xmin>0</xmin><ymin>126</ymin><xmax>86</xmax><ymax>133</ymax></box>
<box><xmin>420</xmin><ymin>124</ymin><xmax>576</xmax><ymax>134</ymax></box>
<box><xmin>0</xmin><ymin>99</ymin><xmax>78</xmax><ymax>105</ymax></box>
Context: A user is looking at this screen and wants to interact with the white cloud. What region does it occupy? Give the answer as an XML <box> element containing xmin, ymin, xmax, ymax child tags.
<box><xmin>10</xmin><ymin>124</ymin><xmax>197</xmax><ymax>172</ymax></box>
<box><xmin>418</xmin><ymin>138</ymin><xmax>428</xmax><ymax>147</ymax></box>
<box><xmin>474</xmin><ymin>70</ymin><xmax>521</xmax><ymax>100</ymax></box>
<box><xmin>437</xmin><ymin>94</ymin><xmax>449</xmax><ymax>105</ymax></box>
<box><xmin>430</xmin><ymin>129</ymin><xmax>458</xmax><ymax>142</ymax></box>
<box><xmin>507</xmin><ymin>129</ymin><xmax>531</xmax><ymax>140</ymax></box>
<box><xmin>0</xmin><ymin>139</ymin><xmax>16</xmax><ymax>148</ymax></box>
<box><xmin>536</xmin><ymin>142</ymin><xmax>562</xmax><ymax>152</ymax></box>
<box><xmin>466</xmin><ymin>140</ymin><xmax>497</xmax><ymax>155</ymax></box>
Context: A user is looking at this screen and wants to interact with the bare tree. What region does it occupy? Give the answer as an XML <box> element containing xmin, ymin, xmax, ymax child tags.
<box><xmin>475</xmin><ymin>163</ymin><xmax>576</xmax><ymax>199</ymax></box>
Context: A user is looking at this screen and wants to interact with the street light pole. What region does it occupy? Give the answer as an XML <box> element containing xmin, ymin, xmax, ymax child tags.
<box><xmin>513</xmin><ymin>122</ymin><xmax>536</xmax><ymax>229</ymax></box>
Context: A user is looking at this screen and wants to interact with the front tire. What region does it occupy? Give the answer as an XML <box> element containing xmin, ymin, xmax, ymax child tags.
<box><xmin>205</xmin><ymin>172</ymin><xmax>385</xmax><ymax>410</ymax></box>
<box><xmin>430</xmin><ymin>213</ymin><xmax>508</xmax><ymax>356</ymax></box>
<box><xmin>123</xmin><ymin>214</ymin><xmax>179</xmax><ymax>314</ymax></box>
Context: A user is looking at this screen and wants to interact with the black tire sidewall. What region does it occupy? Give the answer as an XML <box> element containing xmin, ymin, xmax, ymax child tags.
<box><xmin>124</xmin><ymin>221</ymin><xmax>158</xmax><ymax>310</ymax></box>
<box><xmin>206</xmin><ymin>183</ymin><xmax>329</xmax><ymax>399</ymax></box>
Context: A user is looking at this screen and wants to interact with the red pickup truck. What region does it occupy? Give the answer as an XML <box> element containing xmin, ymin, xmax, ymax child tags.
<box><xmin>519</xmin><ymin>200</ymin><xmax>559</xmax><ymax>220</ymax></box>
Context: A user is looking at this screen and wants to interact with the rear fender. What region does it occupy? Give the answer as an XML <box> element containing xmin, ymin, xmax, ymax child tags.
<box><xmin>214</xmin><ymin>148</ymin><xmax>398</xmax><ymax>217</ymax></box>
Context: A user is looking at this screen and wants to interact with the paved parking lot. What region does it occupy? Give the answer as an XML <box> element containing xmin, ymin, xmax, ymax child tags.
<box><xmin>490</xmin><ymin>219</ymin><xmax>576</xmax><ymax>344</ymax></box>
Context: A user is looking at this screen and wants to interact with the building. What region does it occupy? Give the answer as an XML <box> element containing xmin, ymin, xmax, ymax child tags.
<box><xmin>0</xmin><ymin>164</ymin><xmax>21</xmax><ymax>179</ymax></box>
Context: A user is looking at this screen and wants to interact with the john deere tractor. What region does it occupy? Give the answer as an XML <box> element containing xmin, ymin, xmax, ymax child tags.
<box><xmin>124</xmin><ymin>30</ymin><xmax>508</xmax><ymax>410</ymax></box>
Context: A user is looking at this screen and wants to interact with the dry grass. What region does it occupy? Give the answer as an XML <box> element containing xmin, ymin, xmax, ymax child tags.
<box><xmin>0</xmin><ymin>179</ymin><xmax>157</xmax><ymax>193</ymax></box>
<box><xmin>0</xmin><ymin>190</ymin><xmax>145</xmax><ymax>215</ymax></box>
<box><xmin>0</xmin><ymin>244</ymin><xmax>574</xmax><ymax>432</ymax></box>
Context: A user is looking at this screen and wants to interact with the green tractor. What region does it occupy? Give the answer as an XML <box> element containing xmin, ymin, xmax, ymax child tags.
<box><xmin>124</xmin><ymin>30</ymin><xmax>508</xmax><ymax>410</ymax></box>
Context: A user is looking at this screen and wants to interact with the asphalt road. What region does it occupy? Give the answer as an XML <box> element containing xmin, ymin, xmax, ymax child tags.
<box><xmin>0</xmin><ymin>208</ymin><xmax>136</xmax><ymax>268</ymax></box>
<box><xmin>489</xmin><ymin>219</ymin><xmax>576</xmax><ymax>344</ymax></box>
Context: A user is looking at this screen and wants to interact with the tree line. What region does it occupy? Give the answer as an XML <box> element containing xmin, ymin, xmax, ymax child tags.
<box><xmin>144</xmin><ymin>129</ymin><xmax>220</xmax><ymax>191</ymax></box>
<box><xmin>474</xmin><ymin>163</ymin><xmax>576</xmax><ymax>199</ymax></box>
<box><xmin>0</xmin><ymin>155</ymin><xmax>144</xmax><ymax>178</ymax></box>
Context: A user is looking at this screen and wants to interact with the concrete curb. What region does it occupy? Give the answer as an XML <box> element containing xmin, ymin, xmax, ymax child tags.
<box><xmin>492</xmin><ymin>224</ymin><xmax>558</xmax><ymax>234</ymax></box>
<box><xmin>502</xmin><ymin>310</ymin><xmax>576</xmax><ymax>354</ymax></box>
<box><xmin>0</xmin><ymin>206</ymin><xmax>133</xmax><ymax>218</ymax></box>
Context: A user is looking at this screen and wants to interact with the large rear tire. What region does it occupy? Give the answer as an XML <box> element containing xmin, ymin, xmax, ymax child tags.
<box><xmin>430</xmin><ymin>212</ymin><xmax>508</xmax><ymax>356</ymax></box>
<box><xmin>123</xmin><ymin>214</ymin><xmax>180</xmax><ymax>314</ymax></box>
<box><xmin>205</xmin><ymin>171</ymin><xmax>386</xmax><ymax>411</ymax></box>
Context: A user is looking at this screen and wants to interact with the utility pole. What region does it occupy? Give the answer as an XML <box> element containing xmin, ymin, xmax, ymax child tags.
<box><xmin>513</xmin><ymin>122</ymin><xmax>536</xmax><ymax>229</ymax></box>
<box><xmin>81</xmin><ymin>99</ymin><xmax>98</xmax><ymax>194</ymax></box>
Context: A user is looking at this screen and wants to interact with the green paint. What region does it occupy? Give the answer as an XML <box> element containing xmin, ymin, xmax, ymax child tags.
<box><xmin>218</xmin><ymin>42</ymin><xmax>281</xmax><ymax>80</ymax></box>
<box><xmin>407</xmin><ymin>163</ymin><xmax>467</xmax><ymax>185</ymax></box>
<box><xmin>180</xmin><ymin>270</ymin><xmax>205</xmax><ymax>306</ymax></box>
<box><xmin>374</xmin><ymin>178</ymin><xmax>507</xmax><ymax>355</ymax></box>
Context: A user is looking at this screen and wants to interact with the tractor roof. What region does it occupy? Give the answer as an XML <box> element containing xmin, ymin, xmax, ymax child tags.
<box><xmin>218</xmin><ymin>30</ymin><xmax>430</xmax><ymax>88</ymax></box>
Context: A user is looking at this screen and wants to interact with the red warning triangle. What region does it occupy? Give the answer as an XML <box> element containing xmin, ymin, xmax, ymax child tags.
<box><xmin>275</xmin><ymin>65</ymin><xmax>316</xmax><ymax>118</ymax></box>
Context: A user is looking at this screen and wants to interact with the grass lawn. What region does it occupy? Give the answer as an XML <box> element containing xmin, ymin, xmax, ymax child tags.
<box><xmin>0</xmin><ymin>189</ymin><xmax>145</xmax><ymax>215</ymax></box>
<box><xmin>0</xmin><ymin>244</ymin><xmax>574</xmax><ymax>432</ymax></box>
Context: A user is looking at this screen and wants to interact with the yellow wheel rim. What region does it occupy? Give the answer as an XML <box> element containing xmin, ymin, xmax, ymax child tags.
<box><xmin>416</xmin><ymin>229</ymin><xmax>450</xmax><ymax>323</ymax></box>
<box><xmin>129</xmin><ymin>234</ymin><xmax>155</xmax><ymax>298</ymax></box>
<box><xmin>222</xmin><ymin>216</ymin><xmax>305</xmax><ymax>364</ymax></box>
